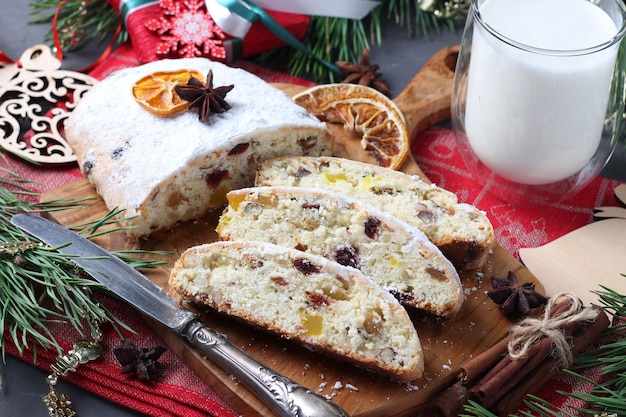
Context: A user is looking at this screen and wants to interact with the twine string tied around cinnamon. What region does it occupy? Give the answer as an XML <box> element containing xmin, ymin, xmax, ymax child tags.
<box><xmin>507</xmin><ymin>291</ymin><xmax>599</xmax><ymax>368</ymax></box>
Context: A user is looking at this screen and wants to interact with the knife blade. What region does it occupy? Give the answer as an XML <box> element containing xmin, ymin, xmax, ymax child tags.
<box><xmin>11</xmin><ymin>214</ymin><xmax>349</xmax><ymax>417</ymax></box>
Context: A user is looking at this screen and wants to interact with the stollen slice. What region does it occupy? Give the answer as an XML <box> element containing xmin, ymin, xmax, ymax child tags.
<box><xmin>169</xmin><ymin>240</ymin><xmax>424</xmax><ymax>382</ymax></box>
<box><xmin>255</xmin><ymin>156</ymin><xmax>495</xmax><ymax>270</ymax></box>
<box><xmin>217</xmin><ymin>186</ymin><xmax>463</xmax><ymax>317</ymax></box>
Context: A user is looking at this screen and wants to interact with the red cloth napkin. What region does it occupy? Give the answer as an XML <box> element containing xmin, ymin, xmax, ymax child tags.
<box><xmin>411</xmin><ymin>126</ymin><xmax>623</xmax><ymax>258</ymax></box>
<box><xmin>4</xmin><ymin>41</ymin><xmax>624</xmax><ymax>416</ymax></box>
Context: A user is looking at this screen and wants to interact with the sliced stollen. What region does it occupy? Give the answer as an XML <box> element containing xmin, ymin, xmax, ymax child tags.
<box><xmin>64</xmin><ymin>58</ymin><xmax>331</xmax><ymax>241</ymax></box>
<box><xmin>255</xmin><ymin>156</ymin><xmax>495</xmax><ymax>270</ymax></box>
<box><xmin>217</xmin><ymin>186</ymin><xmax>463</xmax><ymax>317</ymax></box>
<box><xmin>169</xmin><ymin>240</ymin><xmax>424</xmax><ymax>382</ymax></box>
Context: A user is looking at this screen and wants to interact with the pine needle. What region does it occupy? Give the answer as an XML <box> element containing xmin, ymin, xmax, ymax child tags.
<box><xmin>0</xmin><ymin>164</ymin><xmax>165</xmax><ymax>358</ymax></box>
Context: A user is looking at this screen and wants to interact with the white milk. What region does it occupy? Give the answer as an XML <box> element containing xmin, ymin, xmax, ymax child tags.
<box><xmin>465</xmin><ymin>0</ymin><xmax>619</xmax><ymax>185</ymax></box>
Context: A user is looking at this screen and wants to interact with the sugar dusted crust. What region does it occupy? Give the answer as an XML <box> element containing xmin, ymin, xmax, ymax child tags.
<box><xmin>217</xmin><ymin>186</ymin><xmax>464</xmax><ymax>317</ymax></box>
<box><xmin>169</xmin><ymin>240</ymin><xmax>424</xmax><ymax>382</ymax></box>
<box><xmin>64</xmin><ymin>59</ymin><xmax>331</xmax><ymax>240</ymax></box>
<box><xmin>256</xmin><ymin>156</ymin><xmax>495</xmax><ymax>270</ymax></box>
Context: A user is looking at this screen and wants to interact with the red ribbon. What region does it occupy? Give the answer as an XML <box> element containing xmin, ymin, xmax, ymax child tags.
<box><xmin>50</xmin><ymin>0</ymin><xmax>123</xmax><ymax>72</ymax></box>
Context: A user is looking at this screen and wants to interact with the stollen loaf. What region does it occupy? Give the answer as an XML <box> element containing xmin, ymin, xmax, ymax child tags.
<box><xmin>169</xmin><ymin>240</ymin><xmax>424</xmax><ymax>382</ymax></box>
<box><xmin>64</xmin><ymin>59</ymin><xmax>332</xmax><ymax>240</ymax></box>
<box><xmin>255</xmin><ymin>156</ymin><xmax>495</xmax><ymax>270</ymax></box>
<box><xmin>217</xmin><ymin>186</ymin><xmax>463</xmax><ymax>317</ymax></box>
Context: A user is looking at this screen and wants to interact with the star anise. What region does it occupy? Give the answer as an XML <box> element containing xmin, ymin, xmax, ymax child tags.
<box><xmin>113</xmin><ymin>339</ymin><xmax>166</xmax><ymax>381</ymax></box>
<box><xmin>335</xmin><ymin>48</ymin><xmax>391</xmax><ymax>96</ymax></box>
<box><xmin>174</xmin><ymin>69</ymin><xmax>234</xmax><ymax>122</ymax></box>
<box><xmin>487</xmin><ymin>271</ymin><xmax>548</xmax><ymax>318</ymax></box>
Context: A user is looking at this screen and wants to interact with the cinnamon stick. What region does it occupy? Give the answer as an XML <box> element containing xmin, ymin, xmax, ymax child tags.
<box><xmin>459</xmin><ymin>336</ymin><xmax>509</xmax><ymax>385</ymax></box>
<box><xmin>493</xmin><ymin>304</ymin><xmax>609</xmax><ymax>415</ymax></box>
<box><xmin>469</xmin><ymin>337</ymin><xmax>552</xmax><ymax>408</ymax></box>
<box><xmin>459</xmin><ymin>298</ymin><xmax>571</xmax><ymax>388</ymax></box>
<box><xmin>426</xmin><ymin>298</ymin><xmax>609</xmax><ymax>416</ymax></box>
<box><xmin>469</xmin><ymin>298</ymin><xmax>588</xmax><ymax>408</ymax></box>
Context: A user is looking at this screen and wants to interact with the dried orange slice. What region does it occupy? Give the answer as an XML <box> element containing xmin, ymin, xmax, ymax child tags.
<box><xmin>132</xmin><ymin>69</ymin><xmax>204</xmax><ymax>116</ymax></box>
<box><xmin>293</xmin><ymin>84</ymin><xmax>408</xmax><ymax>170</ymax></box>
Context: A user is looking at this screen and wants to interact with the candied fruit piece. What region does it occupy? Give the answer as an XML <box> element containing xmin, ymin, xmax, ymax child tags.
<box><xmin>301</xmin><ymin>311</ymin><xmax>323</xmax><ymax>336</ymax></box>
<box><xmin>226</xmin><ymin>192</ymin><xmax>246</xmax><ymax>211</ymax></box>
<box><xmin>209</xmin><ymin>186</ymin><xmax>229</xmax><ymax>206</ymax></box>
<box><xmin>388</xmin><ymin>256</ymin><xmax>400</xmax><ymax>268</ymax></box>
<box><xmin>322</xmin><ymin>172</ymin><xmax>348</xmax><ymax>183</ymax></box>
<box><xmin>257</xmin><ymin>194</ymin><xmax>278</xmax><ymax>208</ymax></box>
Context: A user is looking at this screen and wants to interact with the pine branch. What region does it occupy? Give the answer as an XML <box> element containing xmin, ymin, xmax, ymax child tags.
<box><xmin>28</xmin><ymin>0</ymin><xmax>127</xmax><ymax>52</ymax></box>
<box><xmin>0</xmin><ymin>164</ymin><xmax>166</xmax><ymax>358</ymax></box>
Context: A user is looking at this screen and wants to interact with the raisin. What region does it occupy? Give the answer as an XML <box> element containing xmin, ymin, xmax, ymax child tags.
<box><xmin>83</xmin><ymin>160</ymin><xmax>95</xmax><ymax>174</ymax></box>
<box><xmin>298</xmin><ymin>136</ymin><xmax>317</xmax><ymax>152</ymax></box>
<box><xmin>270</xmin><ymin>276</ymin><xmax>289</xmax><ymax>286</ymax></box>
<box><xmin>111</xmin><ymin>147</ymin><xmax>126</xmax><ymax>160</ymax></box>
<box><xmin>295</xmin><ymin>167</ymin><xmax>312</xmax><ymax>178</ymax></box>
<box><xmin>335</xmin><ymin>246</ymin><xmax>359</xmax><ymax>269</ymax></box>
<box><xmin>293</xmin><ymin>258</ymin><xmax>320</xmax><ymax>275</ymax></box>
<box><xmin>302</xmin><ymin>203</ymin><xmax>320</xmax><ymax>210</ymax></box>
<box><xmin>306</xmin><ymin>291</ymin><xmax>330</xmax><ymax>308</ymax></box>
<box><xmin>205</xmin><ymin>169</ymin><xmax>228</xmax><ymax>189</ymax></box>
<box><xmin>364</xmin><ymin>217</ymin><xmax>382</xmax><ymax>239</ymax></box>
<box><xmin>228</xmin><ymin>143</ymin><xmax>249</xmax><ymax>156</ymax></box>
<box><xmin>389</xmin><ymin>289</ymin><xmax>415</xmax><ymax>304</ymax></box>
<box><xmin>426</xmin><ymin>267</ymin><xmax>448</xmax><ymax>282</ymax></box>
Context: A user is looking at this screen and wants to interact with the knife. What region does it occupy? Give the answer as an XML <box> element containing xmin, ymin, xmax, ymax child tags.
<box><xmin>11</xmin><ymin>214</ymin><xmax>349</xmax><ymax>417</ymax></box>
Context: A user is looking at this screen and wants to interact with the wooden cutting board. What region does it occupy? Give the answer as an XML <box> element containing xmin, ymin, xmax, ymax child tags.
<box><xmin>42</xmin><ymin>46</ymin><xmax>546</xmax><ymax>417</ymax></box>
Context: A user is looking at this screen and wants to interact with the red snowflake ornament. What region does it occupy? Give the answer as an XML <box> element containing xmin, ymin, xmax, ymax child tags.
<box><xmin>145</xmin><ymin>0</ymin><xmax>227</xmax><ymax>60</ymax></box>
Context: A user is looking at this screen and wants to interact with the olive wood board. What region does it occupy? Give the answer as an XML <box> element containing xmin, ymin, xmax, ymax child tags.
<box><xmin>42</xmin><ymin>46</ymin><xmax>548</xmax><ymax>417</ymax></box>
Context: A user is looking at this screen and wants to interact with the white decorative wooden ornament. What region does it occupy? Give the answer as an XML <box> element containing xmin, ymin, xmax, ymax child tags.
<box><xmin>0</xmin><ymin>45</ymin><xmax>97</xmax><ymax>164</ymax></box>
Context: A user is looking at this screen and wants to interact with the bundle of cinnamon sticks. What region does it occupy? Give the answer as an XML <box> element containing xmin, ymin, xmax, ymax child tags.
<box><xmin>415</xmin><ymin>292</ymin><xmax>610</xmax><ymax>417</ymax></box>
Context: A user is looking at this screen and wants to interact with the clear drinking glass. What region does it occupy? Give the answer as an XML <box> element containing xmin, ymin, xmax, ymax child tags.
<box><xmin>451</xmin><ymin>0</ymin><xmax>626</xmax><ymax>205</ymax></box>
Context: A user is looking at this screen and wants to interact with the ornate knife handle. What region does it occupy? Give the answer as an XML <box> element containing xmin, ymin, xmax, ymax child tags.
<box><xmin>182</xmin><ymin>319</ymin><xmax>350</xmax><ymax>417</ymax></box>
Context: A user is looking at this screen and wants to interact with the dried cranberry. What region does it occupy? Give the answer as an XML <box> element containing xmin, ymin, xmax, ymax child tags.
<box><xmin>228</xmin><ymin>143</ymin><xmax>249</xmax><ymax>156</ymax></box>
<box><xmin>83</xmin><ymin>160</ymin><xmax>95</xmax><ymax>174</ymax></box>
<box><xmin>335</xmin><ymin>246</ymin><xmax>359</xmax><ymax>269</ymax></box>
<box><xmin>205</xmin><ymin>169</ymin><xmax>228</xmax><ymax>189</ymax></box>
<box><xmin>306</xmin><ymin>291</ymin><xmax>330</xmax><ymax>308</ymax></box>
<box><xmin>293</xmin><ymin>258</ymin><xmax>320</xmax><ymax>275</ymax></box>
<box><xmin>364</xmin><ymin>217</ymin><xmax>382</xmax><ymax>239</ymax></box>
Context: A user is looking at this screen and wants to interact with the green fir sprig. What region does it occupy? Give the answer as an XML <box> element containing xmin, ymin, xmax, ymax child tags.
<box><xmin>27</xmin><ymin>0</ymin><xmax>459</xmax><ymax>82</ymax></box>
<box><xmin>29</xmin><ymin>0</ymin><xmax>127</xmax><ymax>51</ymax></box>
<box><xmin>0</xmin><ymin>163</ymin><xmax>168</xmax><ymax>359</ymax></box>
<box><xmin>257</xmin><ymin>0</ymin><xmax>459</xmax><ymax>82</ymax></box>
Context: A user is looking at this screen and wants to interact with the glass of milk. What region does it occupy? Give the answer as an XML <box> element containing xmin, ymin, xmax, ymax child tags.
<box><xmin>452</xmin><ymin>0</ymin><xmax>626</xmax><ymax>204</ymax></box>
